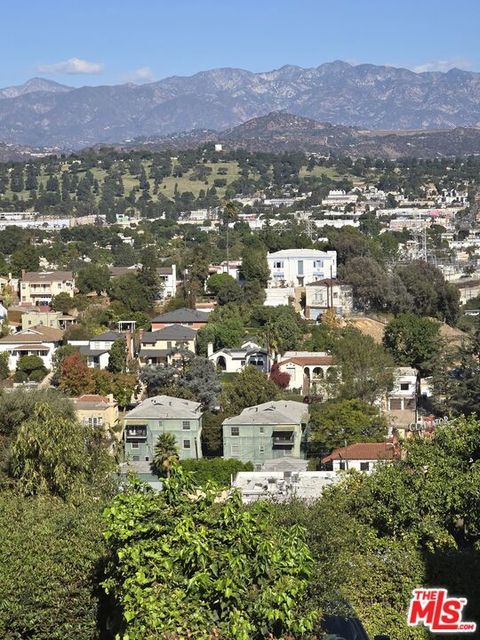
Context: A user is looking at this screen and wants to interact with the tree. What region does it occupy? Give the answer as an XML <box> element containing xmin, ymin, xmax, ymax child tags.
<box><xmin>201</xmin><ymin>410</ymin><xmax>225</xmax><ymax>457</ymax></box>
<box><xmin>309</xmin><ymin>398</ymin><xmax>387</xmax><ymax>454</ymax></box>
<box><xmin>332</xmin><ymin>328</ymin><xmax>394</xmax><ymax>402</ymax></box>
<box><xmin>396</xmin><ymin>260</ymin><xmax>460</xmax><ymax>323</ymax></box>
<box><xmin>59</xmin><ymin>353</ymin><xmax>93</xmax><ymax>396</ymax></box>
<box><xmin>107</xmin><ymin>337</ymin><xmax>127</xmax><ymax>373</ymax></box>
<box><xmin>51</xmin><ymin>292</ymin><xmax>74</xmax><ymax>314</ymax></box>
<box><xmin>181</xmin><ymin>356</ymin><xmax>220</xmax><ymax>410</ymax></box>
<box><xmin>241</xmin><ymin>241</ymin><xmax>270</xmax><ymax>286</ymax></box>
<box><xmin>150</xmin><ymin>433</ymin><xmax>179</xmax><ymax>478</ymax></box>
<box><xmin>0</xmin><ymin>351</ymin><xmax>9</xmax><ymax>380</ymax></box>
<box><xmin>77</xmin><ymin>264</ymin><xmax>111</xmax><ymax>295</ymax></box>
<box><xmin>383</xmin><ymin>313</ymin><xmax>441</xmax><ymax>376</ymax></box>
<box><xmin>10</xmin><ymin>402</ymin><xmax>113</xmax><ymax>498</ymax></box>
<box><xmin>111</xmin><ymin>373</ymin><xmax>137</xmax><ymax>408</ymax></box>
<box><xmin>14</xmin><ymin>355</ymin><xmax>47</xmax><ymax>383</ymax></box>
<box><xmin>179</xmin><ymin>458</ymin><xmax>254</xmax><ymax>487</ymax></box>
<box><xmin>206</xmin><ymin>273</ymin><xmax>243</xmax><ymax>305</ymax></box>
<box><xmin>51</xmin><ymin>344</ymin><xmax>79</xmax><ymax>386</ymax></box>
<box><xmin>222</xmin><ymin>366</ymin><xmax>280</xmax><ymax>416</ymax></box>
<box><xmin>0</xmin><ymin>491</ymin><xmax>106</xmax><ymax>640</ymax></box>
<box><xmin>102</xmin><ymin>468</ymin><xmax>317</xmax><ymax>639</ymax></box>
<box><xmin>434</xmin><ymin>325</ymin><xmax>480</xmax><ymax>416</ymax></box>
<box><xmin>341</xmin><ymin>256</ymin><xmax>391</xmax><ymax>311</ymax></box>
<box><xmin>270</xmin><ymin>362</ymin><xmax>290</xmax><ymax>389</ymax></box>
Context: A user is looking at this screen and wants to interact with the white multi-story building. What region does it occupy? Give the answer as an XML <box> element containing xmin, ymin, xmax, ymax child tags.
<box><xmin>267</xmin><ymin>249</ymin><xmax>337</xmax><ymax>288</ymax></box>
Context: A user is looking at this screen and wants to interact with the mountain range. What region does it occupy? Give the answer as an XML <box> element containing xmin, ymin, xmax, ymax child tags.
<box><xmin>116</xmin><ymin>112</ymin><xmax>480</xmax><ymax>159</ymax></box>
<box><xmin>1</xmin><ymin>62</ymin><xmax>480</xmax><ymax>149</ymax></box>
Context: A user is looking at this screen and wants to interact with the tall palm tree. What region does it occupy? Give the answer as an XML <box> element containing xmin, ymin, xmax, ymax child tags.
<box><xmin>151</xmin><ymin>433</ymin><xmax>179</xmax><ymax>478</ymax></box>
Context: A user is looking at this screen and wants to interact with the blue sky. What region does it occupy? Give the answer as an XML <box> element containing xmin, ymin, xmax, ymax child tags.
<box><xmin>2</xmin><ymin>0</ymin><xmax>479</xmax><ymax>87</ymax></box>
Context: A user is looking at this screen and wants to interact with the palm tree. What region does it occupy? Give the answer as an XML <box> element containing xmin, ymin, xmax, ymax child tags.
<box><xmin>151</xmin><ymin>433</ymin><xmax>179</xmax><ymax>478</ymax></box>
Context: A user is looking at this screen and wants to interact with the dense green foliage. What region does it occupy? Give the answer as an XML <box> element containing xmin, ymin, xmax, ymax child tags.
<box><xmin>103</xmin><ymin>468</ymin><xmax>317</xmax><ymax>639</ymax></box>
<box><xmin>179</xmin><ymin>458</ymin><xmax>254</xmax><ymax>486</ymax></box>
<box><xmin>0</xmin><ymin>492</ymin><xmax>106</xmax><ymax>640</ymax></box>
<box><xmin>309</xmin><ymin>398</ymin><xmax>387</xmax><ymax>455</ymax></box>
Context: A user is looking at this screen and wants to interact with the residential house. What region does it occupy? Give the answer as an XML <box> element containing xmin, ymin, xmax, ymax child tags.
<box><xmin>123</xmin><ymin>395</ymin><xmax>203</xmax><ymax>477</ymax></box>
<box><xmin>267</xmin><ymin>249</ymin><xmax>337</xmax><ymax>288</ymax></box>
<box><xmin>305</xmin><ymin>279</ymin><xmax>353</xmax><ymax>319</ymax></box>
<box><xmin>21</xmin><ymin>309</ymin><xmax>76</xmax><ymax>331</ymax></box>
<box><xmin>157</xmin><ymin>265</ymin><xmax>177</xmax><ymax>299</ymax></box>
<box><xmin>72</xmin><ymin>394</ymin><xmax>119</xmax><ymax>430</ymax></box>
<box><xmin>385</xmin><ymin>367</ymin><xmax>418</xmax><ymax>428</ymax></box>
<box><xmin>321</xmin><ymin>442</ymin><xmax>397</xmax><ymax>473</ymax></box>
<box><xmin>20</xmin><ymin>270</ymin><xmax>75</xmax><ymax>306</ymax></box>
<box><xmin>207</xmin><ymin>339</ymin><xmax>270</xmax><ymax>373</ymax></box>
<box><xmin>139</xmin><ymin>325</ymin><xmax>197</xmax><ymax>366</ymax></box>
<box><xmin>69</xmin><ymin>330</ymin><xmax>132</xmax><ymax>369</ymax></box>
<box><xmin>0</xmin><ymin>324</ymin><xmax>63</xmax><ymax>371</ymax></box>
<box><xmin>277</xmin><ymin>351</ymin><xmax>336</xmax><ymax>396</ymax></box>
<box><xmin>222</xmin><ymin>400</ymin><xmax>309</xmax><ymax>468</ymax></box>
<box><xmin>151</xmin><ymin>307</ymin><xmax>210</xmax><ymax>331</ymax></box>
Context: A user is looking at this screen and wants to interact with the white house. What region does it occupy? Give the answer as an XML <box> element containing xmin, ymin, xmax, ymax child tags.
<box><xmin>68</xmin><ymin>330</ymin><xmax>132</xmax><ymax>369</ymax></box>
<box><xmin>157</xmin><ymin>265</ymin><xmax>177</xmax><ymax>299</ymax></box>
<box><xmin>277</xmin><ymin>351</ymin><xmax>336</xmax><ymax>395</ymax></box>
<box><xmin>385</xmin><ymin>367</ymin><xmax>418</xmax><ymax>428</ymax></box>
<box><xmin>208</xmin><ymin>339</ymin><xmax>270</xmax><ymax>373</ymax></box>
<box><xmin>305</xmin><ymin>279</ymin><xmax>354</xmax><ymax>319</ymax></box>
<box><xmin>321</xmin><ymin>442</ymin><xmax>397</xmax><ymax>473</ymax></box>
<box><xmin>0</xmin><ymin>324</ymin><xmax>63</xmax><ymax>371</ymax></box>
<box><xmin>267</xmin><ymin>249</ymin><xmax>337</xmax><ymax>288</ymax></box>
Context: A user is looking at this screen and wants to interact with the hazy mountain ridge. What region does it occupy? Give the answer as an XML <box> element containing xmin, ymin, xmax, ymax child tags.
<box><xmin>1</xmin><ymin>62</ymin><xmax>480</xmax><ymax>148</ymax></box>
<box><xmin>117</xmin><ymin>112</ymin><xmax>480</xmax><ymax>159</ymax></box>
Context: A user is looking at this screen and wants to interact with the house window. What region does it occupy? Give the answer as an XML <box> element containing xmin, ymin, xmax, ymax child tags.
<box><xmin>360</xmin><ymin>462</ymin><xmax>370</xmax><ymax>472</ymax></box>
<box><xmin>132</xmin><ymin>455</ymin><xmax>140</xmax><ymax>462</ymax></box>
<box><xmin>273</xmin><ymin>261</ymin><xmax>284</xmax><ymax>269</ymax></box>
<box><xmin>183</xmin><ymin>439</ymin><xmax>191</xmax><ymax>449</ymax></box>
<box><xmin>231</xmin><ymin>426</ymin><xmax>239</xmax><ymax>436</ymax></box>
<box><xmin>259</xmin><ymin>427</ymin><xmax>264</xmax><ymax>433</ymax></box>
<box><xmin>158</xmin><ymin>420</ymin><xmax>163</xmax><ymax>427</ymax></box>
<box><xmin>131</xmin><ymin>442</ymin><xmax>139</xmax><ymax>449</ymax></box>
<box><xmin>400</xmin><ymin>383</ymin><xmax>410</xmax><ymax>391</ymax></box>
<box><xmin>339</xmin><ymin>461</ymin><xmax>346</xmax><ymax>470</ymax></box>
<box><xmin>231</xmin><ymin>444</ymin><xmax>240</xmax><ymax>456</ymax></box>
<box><xmin>259</xmin><ymin>445</ymin><xmax>265</xmax><ymax>453</ymax></box>
<box><xmin>389</xmin><ymin>398</ymin><xmax>403</xmax><ymax>410</ymax></box>
<box><xmin>182</xmin><ymin>420</ymin><xmax>191</xmax><ymax>430</ymax></box>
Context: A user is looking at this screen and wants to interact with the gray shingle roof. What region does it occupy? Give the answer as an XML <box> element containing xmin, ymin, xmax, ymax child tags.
<box><xmin>143</xmin><ymin>325</ymin><xmax>196</xmax><ymax>341</ymax></box>
<box><xmin>124</xmin><ymin>395</ymin><xmax>201</xmax><ymax>420</ymax></box>
<box><xmin>152</xmin><ymin>308</ymin><xmax>210</xmax><ymax>323</ymax></box>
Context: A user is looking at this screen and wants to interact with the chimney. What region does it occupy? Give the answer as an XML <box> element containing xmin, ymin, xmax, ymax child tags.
<box><xmin>207</xmin><ymin>342</ymin><xmax>214</xmax><ymax>357</ymax></box>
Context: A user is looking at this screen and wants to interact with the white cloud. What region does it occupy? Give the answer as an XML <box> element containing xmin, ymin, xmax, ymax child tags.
<box><xmin>412</xmin><ymin>58</ymin><xmax>473</xmax><ymax>73</ymax></box>
<box><xmin>36</xmin><ymin>57</ymin><xmax>104</xmax><ymax>75</ymax></box>
<box><xmin>124</xmin><ymin>66</ymin><xmax>155</xmax><ymax>84</ymax></box>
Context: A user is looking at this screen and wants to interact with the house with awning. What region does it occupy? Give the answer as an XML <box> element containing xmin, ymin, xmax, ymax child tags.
<box><xmin>0</xmin><ymin>324</ymin><xmax>63</xmax><ymax>371</ymax></box>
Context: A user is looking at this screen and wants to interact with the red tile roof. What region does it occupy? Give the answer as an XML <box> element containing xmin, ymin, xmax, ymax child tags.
<box><xmin>322</xmin><ymin>442</ymin><xmax>397</xmax><ymax>463</ymax></box>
